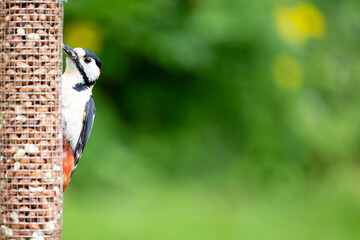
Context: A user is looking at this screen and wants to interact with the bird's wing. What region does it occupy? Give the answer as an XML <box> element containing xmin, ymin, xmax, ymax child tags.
<box><xmin>71</xmin><ymin>95</ymin><xmax>95</xmax><ymax>177</ymax></box>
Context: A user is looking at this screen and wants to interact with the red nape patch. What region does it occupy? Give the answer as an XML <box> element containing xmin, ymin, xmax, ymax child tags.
<box><xmin>63</xmin><ymin>142</ymin><xmax>74</xmax><ymax>192</ymax></box>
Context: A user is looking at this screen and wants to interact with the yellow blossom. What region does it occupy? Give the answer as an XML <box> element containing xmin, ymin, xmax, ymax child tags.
<box><xmin>275</xmin><ymin>3</ymin><xmax>325</xmax><ymax>45</ymax></box>
<box><xmin>272</xmin><ymin>53</ymin><xmax>303</xmax><ymax>91</ymax></box>
<box><xmin>64</xmin><ymin>22</ymin><xmax>103</xmax><ymax>54</ymax></box>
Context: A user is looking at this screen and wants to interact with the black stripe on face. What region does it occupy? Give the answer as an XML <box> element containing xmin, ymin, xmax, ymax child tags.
<box><xmin>71</xmin><ymin>61</ymin><xmax>95</xmax><ymax>92</ymax></box>
<box><xmin>76</xmin><ymin>62</ymin><xmax>91</xmax><ymax>85</ymax></box>
<box><xmin>63</xmin><ymin>45</ymin><xmax>93</xmax><ymax>87</ymax></box>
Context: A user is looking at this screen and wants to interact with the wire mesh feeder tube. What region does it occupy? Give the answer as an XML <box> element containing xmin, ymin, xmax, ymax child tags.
<box><xmin>0</xmin><ymin>0</ymin><xmax>64</xmax><ymax>239</ymax></box>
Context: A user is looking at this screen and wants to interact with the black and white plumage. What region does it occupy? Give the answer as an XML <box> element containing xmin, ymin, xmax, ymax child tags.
<box><xmin>62</xmin><ymin>44</ymin><xmax>101</xmax><ymax>191</ymax></box>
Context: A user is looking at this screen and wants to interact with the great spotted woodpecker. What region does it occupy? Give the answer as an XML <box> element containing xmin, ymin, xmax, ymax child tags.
<box><xmin>62</xmin><ymin>44</ymin><xmax>101</xmax><ymax>191</ymax></box>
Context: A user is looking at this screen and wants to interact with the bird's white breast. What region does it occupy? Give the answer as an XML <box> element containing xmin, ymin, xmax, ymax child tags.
<box><xmin>62</xmin><ymin>73</ymin><xmax>92</xmax><ymax>150</ymax></box>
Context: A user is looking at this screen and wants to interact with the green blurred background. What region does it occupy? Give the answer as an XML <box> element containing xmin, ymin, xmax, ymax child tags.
<box><xmin>62</xmin><ymin>0</ymin><xmax>360</xmax><ymax>239</ymax></box>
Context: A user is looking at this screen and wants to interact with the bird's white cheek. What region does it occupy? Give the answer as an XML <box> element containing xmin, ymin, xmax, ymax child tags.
<box><xmin>84</xmin><ymin>63</ymin><xmax>100</xmax><ymax>81</ymax></box>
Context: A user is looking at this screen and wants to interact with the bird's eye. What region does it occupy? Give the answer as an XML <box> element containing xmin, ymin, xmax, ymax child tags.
<box><xmin>84</xmin><ymin>57</ymin><xmax>91</xmax><ymax>64</ymax></box>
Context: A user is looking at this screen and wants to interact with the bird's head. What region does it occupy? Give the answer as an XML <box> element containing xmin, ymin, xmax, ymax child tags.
<box><xmin>63</xmin><ymin>44</ymin><xmax>102</xmax><ymax>87</ymax></box>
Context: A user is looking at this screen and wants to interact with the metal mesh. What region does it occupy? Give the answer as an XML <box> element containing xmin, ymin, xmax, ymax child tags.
<box><xmin>0</xmin><ymin>0</ymin><xmax>63</xmax><ymax>239</ymax></box>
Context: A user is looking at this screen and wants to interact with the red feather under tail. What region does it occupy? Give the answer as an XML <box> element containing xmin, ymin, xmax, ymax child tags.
<box><xmin>62</xmin><ymin>141</ymin><xmax>74</xmax><ymax>192</ymax></box>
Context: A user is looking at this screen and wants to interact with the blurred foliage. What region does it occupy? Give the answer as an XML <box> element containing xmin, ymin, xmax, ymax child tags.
<box><xmin>62</xmin><ymin>0</ymin><xmax>360</xmax><ymax>239</ymax></box>
<box><xmin>275</xmin><ymin>3</ymin><xmax>325</xmax><ymax>45</ymax></box>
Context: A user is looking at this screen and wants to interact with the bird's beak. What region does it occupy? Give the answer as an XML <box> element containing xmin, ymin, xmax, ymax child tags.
<box><xmin>63</xmin><ymin>44</ymin><xmax>79</xmax><ymax>63</ymax></box>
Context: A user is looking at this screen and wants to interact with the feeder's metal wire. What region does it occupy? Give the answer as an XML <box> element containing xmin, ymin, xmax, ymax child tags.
<box><xmin>0</xmin><ymin>1</ymin><xmax>63</xmax><ymax>239</ymax></box>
